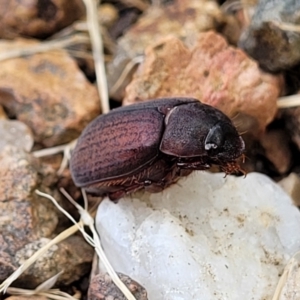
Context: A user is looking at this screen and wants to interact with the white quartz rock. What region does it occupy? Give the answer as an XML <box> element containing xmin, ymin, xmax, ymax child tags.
<box><xmin>96</xmin><ymin>172</ymin><xmax>300</xmax><ymax>300</ymax></box>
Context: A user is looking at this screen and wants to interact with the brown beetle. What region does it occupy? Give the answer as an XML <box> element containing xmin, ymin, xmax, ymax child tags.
<box><xmin>70</xmin><ymin>97</ymin><xmax>245</xmax><ymax>200</ymax></box>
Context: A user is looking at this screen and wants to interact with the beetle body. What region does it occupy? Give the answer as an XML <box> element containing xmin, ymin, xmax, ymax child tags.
<box><xmin>70</xmin><ymin>98</ymin><xmax>245</xmax><ymax>200</ymax></box>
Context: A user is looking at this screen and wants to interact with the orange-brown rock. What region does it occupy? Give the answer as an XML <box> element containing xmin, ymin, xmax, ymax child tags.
<box><xmin>107</xmin><ymin>0</ymin><xmax>226</xmax><ymax>100</ymax></box>
<box><xmin>124</xmin><ymin>32</ymin><xmax>283</xmax><ymax>134</ymax></box>
<box><xmin>0</xmin><ymin>0</ymin><xmax>85</xmax><ymax>39</ymax></box>
<box><xmin>0</xmin><ymin>39</ymin><xmax>100</xmax><ymax>147</ymax></box>
<box><xmin>117</xmin><ymin>0</ymin><xmax>224</xmax><ymax>53</ymax></box>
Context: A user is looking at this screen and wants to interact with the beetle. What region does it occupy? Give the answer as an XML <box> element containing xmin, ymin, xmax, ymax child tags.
<box><xmin>70</xmin><ymin>97</ymin><xmax>245</xmax><ymax>201</ymax></box>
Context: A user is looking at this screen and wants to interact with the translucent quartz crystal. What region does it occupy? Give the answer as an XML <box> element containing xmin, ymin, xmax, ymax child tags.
<box><xmin>96</xmin><ymin>172</ymin><xmax>300</xmax><ymax>300</ymax></box>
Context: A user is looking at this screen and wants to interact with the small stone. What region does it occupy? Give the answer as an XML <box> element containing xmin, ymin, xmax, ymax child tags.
<box><xmin>0</xmin><ymin>145</ymin><xmax>93</xmax><ymax>287</ymax></box>
<box><xmin>279</xmin><ymin>173</ymin><xmax>300</xmax><ymax>206</ymax></box>
<box><xmin>98</xmin><ymin>4</ymin><xmax>119</xmax><ymax>28</ymax></box>
<box><xmin>124</xmin><ymin>31</ymin><xmax>283</xmax><ymax>133</ymax></box>
<box><xmin>88</xmin><ymin>273</ymin><xmax>148</xmax><ymax>300</ymax></box>
<box><xmin>0</xmin><ymin>120</ymin><xmax>34</xmax><ymax>152</ymax></box>
<box><xmin>259</xmin><ymin>129</ymin><xmax>292</xmax><ymax>174</ymax></box>
<box><xmin>107</xmin><ymin>0</ymin><xmax>226</xmax><ymax>100</ymax></box>
<box><xmin>0</xmin><ymin>39</ymin><xmax>100</xmax><ymax>147</ymax></box>
<box><xmin>239</xmin><ymin>0</ymin><xmax>300</xmax><ymax>71</ymax></box>
<box><xmin>96</xmin><ymin>172</ymin><xmax>300</xmax><ymax>300</ymax></box>
<box><xmin>14</xmin><ymin>236</ymin><xmax>93</xmax><ymax>288</ymax></box>
<box><xmin>0</xmin><ymin>146</ymin><xmax>58</xmax><ymax>282</ymax></box>
<box><xmin>0</xmin><ymin>0</ymin><xmax>85</xmax><ymax>39</ymax></box>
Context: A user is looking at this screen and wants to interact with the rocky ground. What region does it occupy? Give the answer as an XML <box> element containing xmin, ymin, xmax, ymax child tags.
<box><xmin>0</xmin><ymin>0</ymin><xmax>300</xmax><ymax>299</ymax></box>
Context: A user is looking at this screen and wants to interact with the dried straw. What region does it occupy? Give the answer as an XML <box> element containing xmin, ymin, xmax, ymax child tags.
<box><xmin>0</xmin><ymin>34</ymin><xmax>89</xmax><ymax>62</ymax></box>
<box><xmin>277</xmin><ymin>95</ymin><xmax>300</xmax><ymax>109</ymax></box>
<box><xmin>82</xmin><ymin>0</ymin><xmax>110</xmax><ymax>113</ymax></box>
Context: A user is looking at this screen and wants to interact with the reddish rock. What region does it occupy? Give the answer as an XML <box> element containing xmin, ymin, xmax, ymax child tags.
<box><xmin>0</xmin><ymin>39</ymin><xmax>100</xmax><ymax>147</ymax></box>
<box><xmin>117</xmin><ymin>0</ymin><xmax>224</xmax><ymax>52</ymax></box>
<box><xmin>88</xmin><ymin>273</ymin><xmax>148</xmax><ymax>300</ymax></box>
<box><xmin>107</xmin><ymin>0</ymin><xmax>227</xmax><ymax>100</ymax></box>
<box><xmin>0</xmin><ymin>0</ymin><xmax>85</xmax><ymax>39</ymax></box>
<box><xmin>124</xmin><ymin>32</ymin><xmax>283</xmax><ymax>134</ymax></box>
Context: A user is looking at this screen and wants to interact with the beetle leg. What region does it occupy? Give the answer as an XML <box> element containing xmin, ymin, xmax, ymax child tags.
<box><xmin>109</xmin><ymin>183</ymin><xmax>145</xmax><ymax>201</ymax></box>
<box><xmin>109</xmin><ymin>190</ymin><xmax>126</xmax><ymax>202</ymax></box>
<box><xmin>219</xmin><ymin>161</ymin><xmax>246</xmax><ymax>176</ymax></box>
<box><xmin>144</xmin><ymin>163</ymin><xmax>192</xmax><ymax>193</ymax></box>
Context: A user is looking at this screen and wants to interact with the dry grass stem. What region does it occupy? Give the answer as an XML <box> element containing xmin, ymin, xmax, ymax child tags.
<box><xmin>58</xmin><ymin>188</ymin><xmax>137</xmax><ymax>300</ymax></box>
<box><xmin>272</xmin><ymin>21</ymin><xmax>300</xmax><ymax>33</ymax></box>
<box><xmin>90</xmin><ymin>253</ymin><xmax>99</xmax><ymax>279</ymax></box>
<box><xmin>50</xmin><ymin>20</ymin><xmax>88</xmax><ymax>39</ymax></box>
<box><xmin>272</xmin><ymin>252</ymin><xmax>300</xmax><ymax>300</ymax></box>
<box><xmin>82</xmin><ymin>188</ymin><xmax>89</xmax><ymax>211</ymax></box>
<box><xmin>277</xmin><ymin>95</ymin><xmax>300</xmax><ymax>108</ymax></box>
<box><xmin>240</xmin><ymin>0</ymin><xmax>256</xmax><ymax>25</ymax></box>
<box><xmin>66</xmin><ymin>49</ymin><xmax>94</xmax><ymax>60</ymax></box>
<box><xmin>32</xmin><ymin>140</ymin><xmax>77</xmax><ymax>158</ymax></box>
<box><xmin>6</xmin><ymin>271</ymin><xmax>80</xmax><ymax>299</ymax></box>
<box><xmin>7</xmin><ymin>287</ymin><xmax>79</xmax><ymax>300</ymax></box>
<box><xmin>35</xmin><ymin>271</ymin><xmax>64</xmax><ymax>291</ymax></box>
<box><xmin>73</xmin><ymin>21</ymin><xmax>89</xmax><ymax>32</ymax></box>
<box><xmin>51</xmin><ymin>19</ymin><xmax>115</xmax><ymax>51</ymax></box>
<box><xmin>100</xmin><ymin>26</ymin><xmax>117</xmax><ymax>54</ymax></box>
<box><xmin>57</xmin><ymin>141</ymin><xmax>77</xmax><ymax>175</ymax></box>
<box><xmin>83</xmin><ymin>0</ymin><xmax>110</xmax><ymax>113</ymax></box>
<box><xmin>110</xmin><ymin>55</ymin><xmax>144</xmax><ymax>96</ymax></box>
<box><xmin>221</xmin><ymin>0</ymin><xmax>256</xmax><ymax>16</ymax></box>
<box><xmin>32</xmin><ymin>139</ymin><xmax>77</xmax><ymax>175</ymax></box>
<box><xmin>0</xmin><ymin>35</ymin><xmax>90</xmax><ymax>62</ymax></box>
<box><xmin>221</xmin><ymin>0</ymin><xmax>243</xmax><ymax>13</ymax></box>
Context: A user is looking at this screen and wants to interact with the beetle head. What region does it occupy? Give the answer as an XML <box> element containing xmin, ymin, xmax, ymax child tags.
<box><xmin>204</xmin><ymin>122</ymin><xmax>245</xmax><ymax>162</ymax></box>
